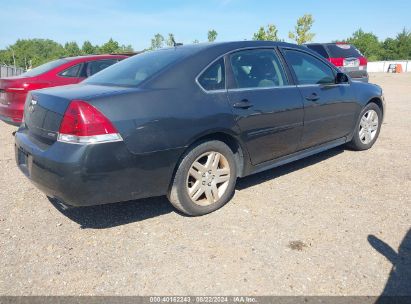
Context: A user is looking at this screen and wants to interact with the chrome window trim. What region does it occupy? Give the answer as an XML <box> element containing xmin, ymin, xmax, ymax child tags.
<box><xmin>296</xmin><ymin>83</ymin><xmax>350</xmax><ymax>88</ymax></box>
<box><xmin>228</xmin><ymin>84</ymin><xmax>297</xmax><ymax>93</ymax></box>
<box><xmin>195</xmin><ymin>45</ymin><xmax>351</xmax><ymax>93</ymax></box>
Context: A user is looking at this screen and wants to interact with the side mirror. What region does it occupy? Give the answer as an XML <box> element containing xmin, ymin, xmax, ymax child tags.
<box><xmin>335</xmin><ymin>72</ymin><xmax>349</xmax><ymax>84</ymax></box>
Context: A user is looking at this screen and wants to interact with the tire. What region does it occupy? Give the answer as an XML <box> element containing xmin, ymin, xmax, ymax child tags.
<box><xmin>168</xmin><ymin>140</ymin><xmax>237</xmax><ymax>216</ymax></box>
<box><xmin>348</xmin><ymin>102</ymin><xmax>382</xmax><ymax>151</ymax></box>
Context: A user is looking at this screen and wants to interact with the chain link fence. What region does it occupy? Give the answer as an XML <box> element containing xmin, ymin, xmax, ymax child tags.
<box><xmin>0</xmin><ymin>65</ymin><xmax>25</xmax><ymax>77</ymax></box>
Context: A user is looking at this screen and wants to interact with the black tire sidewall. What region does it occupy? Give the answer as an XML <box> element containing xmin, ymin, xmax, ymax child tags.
<box><xmin>171</xmin><ymin>141</ymin><xmax>237</xmax><ymax>216</ymax></box>
<box><xmin>351</xmin><ymin>103</ymin><xmax>382</xmax><ymax>150</ymax></box>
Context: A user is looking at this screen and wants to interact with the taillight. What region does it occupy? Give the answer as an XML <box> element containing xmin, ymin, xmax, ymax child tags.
<box><xmin>328</xmin><ymin>58</ymin><xmax>344</xmax><ymax>67</ymax></box>
<box><xmin>359</xmin><ymin>56</ymin><xmax>368</xmax><ymax>66</ymax></box>
<box><xmin>58</xmin><ymin>100</ymin><xmax>122</xmax><ymax>144</ymax></box>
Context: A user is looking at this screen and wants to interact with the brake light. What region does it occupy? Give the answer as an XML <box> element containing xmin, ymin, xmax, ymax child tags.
<box><xmin>328</xmin><ymin>58</ymin><xmax>344</xmax><ymax>67</ymax></box>
<box><xmin>58</xmin><ymin>100</ymin><xmax>122</xmax><ymax>144</ymax></box>
<box><xmin>5</xmin><ymin>87</ymin><xmax>25</xmax><ymax>92</ymax></box>
<box><xmin>5</xmin><ymin>83</ymin><xmax>47</xmax><ymax>92</ymax></box>
<box><xmin>359</xmin><ymin>56</ymin><xmax>368</xmax><ymax>66</ymax></box>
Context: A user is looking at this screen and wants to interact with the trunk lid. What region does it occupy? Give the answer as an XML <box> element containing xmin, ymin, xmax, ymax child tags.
<box><xmin>23</xmin><ymin>83</ymin><xmax>132</xmax><ymax>143</ymax></box>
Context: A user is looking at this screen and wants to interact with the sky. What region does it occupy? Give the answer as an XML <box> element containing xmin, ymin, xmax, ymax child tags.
<box><xmin>1</xmin><ymin>0</ymin><xmax>410</xmax><ymax>50</ymax></box>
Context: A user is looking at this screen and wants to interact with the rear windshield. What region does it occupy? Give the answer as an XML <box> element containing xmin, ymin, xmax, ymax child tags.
<box><xmin>84</xmin><ymin>48</ymin><xmax>189</xmax><ymax>87</ymax></box>
<box><xmin>305</xmin><ymin>44</ymin><xmax>329</xmax><ymax>58</ymax></box>
<box><xmin>21</xmin><ymin>59</ymin><xmax>68</xmax><ymax>77</ymax></box>
<box><xmin>326</xmin><ymin>44</ymin><xmax>362</xmax><ymax>58</ymax></box>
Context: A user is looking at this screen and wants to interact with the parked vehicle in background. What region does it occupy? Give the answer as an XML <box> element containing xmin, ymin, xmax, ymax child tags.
<box><xmin>15</xmin><ymin>41</ymin><xmax>385</xmax><ymax>216</ymax></box>
<box><xmin>0</xmin><ymin>54</ymin><xmax>129</xmax><ymax>125</ymax></box>
<box><xmin>305</xmin><ymin>43</ymin><xmax>369</xmax><ymax>82</ymax></box>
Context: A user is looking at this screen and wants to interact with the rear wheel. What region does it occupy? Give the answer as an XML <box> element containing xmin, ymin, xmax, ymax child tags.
<box><xmin>348</xmin><ymin>102</ymin><xmax>382</xmax><ymax>150</ymax></box>
<box><xmin>168</xmin><ymin>140</ymin><xmax>237</xmax><ymax>216</ymax></box>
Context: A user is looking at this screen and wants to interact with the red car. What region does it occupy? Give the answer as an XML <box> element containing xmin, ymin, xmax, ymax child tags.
<box><xmin>305</xmin><ymin>43</ymin><xmax>369</xmax><ymax>82</ymax></box>
<box><xmin>0</xmin><ymin>54</ymin><xmax>128</xmax><ymax>125</ymax></box>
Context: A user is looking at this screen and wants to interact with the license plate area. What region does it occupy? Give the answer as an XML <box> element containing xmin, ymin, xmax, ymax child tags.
<box><xmin>17</xmin><ymin>147</ymin><xmax>31</xmax><ymax>176</ymax></box>
<box><xmin>0</xmin><ymin>92</ymin><xmax>7</xmax><ymax>105</ymax></box>
<box><xmin>344</xmin><ymin>59</ymin><xmax>359</xmax><ymax>68</ymax></box>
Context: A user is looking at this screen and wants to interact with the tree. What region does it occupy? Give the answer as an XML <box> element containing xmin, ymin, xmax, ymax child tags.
<box><xmin>207</xmin><ymin>29</ymin><xmax>218</xmax><ymax>42</ymax></box>
<box><xmin>166</xmin><ymin>33</ymin><xmax>175</xmax><ymax>47</ymax></box>
<box><xmin>379</xmin><ymin>29</ymin><xmax>411</xmax><ymax>60</ymax></box>
<box><xmin>119</xmin><ymin>44</ymin><xmax>134</xmax><ymax>53</ymax></box>
<box><xmin>381</xmin><ymin>38</ymin><xmax>398</xmax><ymax>60</ymax></box>
<box><xmin>64</xmin><ymin>41</ymin><xmax>81</xmax><ymax>56</ymax></box>
<box><xmin>193</xmin><ymin>39</ymin><xmax>200</xmax><ymax>44</ymax></box>
<box><xmin>99</xmin><ymin>38</ymin><xmax>120</xmax><ymax>54</ymax></box>
<box><xmin>345</xmin><ymin>29</ymin><xmax>383</xmax><ymax>61</ymax></box>
<box><xmin>252</xmin><ymin>24</ymin><xmax>279</xmax><ymax>41</ymax></box>
<box><xmin>0</xmin><ymin>39</ymin><xmax>66</xmax><ymax>67</ymax></box>
<box><xmin>82</xmin><ymin>41</ymin><xmax>96</xmax><ymax>54</ymax></box>
<box><xmin>395</xmin><ymin>28</ymin><xmax>411</xmax><ymax>60</ymax></box>
<box><xmin>288</xmin><ymin>14</ymin><xmax>315</xmax><ymax>45</ymax></box>
<box><xmin>150</xmin><ymin>33</ymin><xmax>165</xmax><ymax>50</ymax></box>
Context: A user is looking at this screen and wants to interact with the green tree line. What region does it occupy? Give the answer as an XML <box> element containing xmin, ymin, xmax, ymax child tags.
<box><xmin>249</xmin><ymin>15</ymin><xmax>411</xmax><ymax>61</ymax></box>
<box><xmin>0</xmin><ymin>38</ymin><xmax>133</xmax><ymax>69</ymax></box>
<box><xmin>1</xmin><ymin>14</ymin><xmax>410</xmax><ymax>69</ymax></box>
<box><xmin>343</xmin><ymin>28</ymin><xmax>411</xmax><ymax>61</ymax></box>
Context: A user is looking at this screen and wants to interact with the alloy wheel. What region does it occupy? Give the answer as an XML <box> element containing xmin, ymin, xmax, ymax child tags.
<box><xmin>359</xmin><ymin>109</ymin><xmax>379</xmax><ymax>144</ymax></box>
<box><xmin>186</xmin><ymin>151</ymin><xmax>231</xmax><ymax>206</ymax></box>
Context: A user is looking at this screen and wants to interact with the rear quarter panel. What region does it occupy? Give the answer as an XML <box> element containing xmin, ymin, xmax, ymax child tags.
<box><xmin>88</xmin><ymin>86</ymin><xmax>239</xmax><ymax>155</ymax></box>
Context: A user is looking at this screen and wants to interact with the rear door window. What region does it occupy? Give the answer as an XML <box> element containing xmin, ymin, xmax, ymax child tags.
<box><xmin>82</xmin><ymin>59</ymin><xmax>119</xmax><ymax>77</ymax></box>
<box><xmin>326</xmin><ymin>44</ymin><xmax>362</xmax><ymax>58</ymax></box>
<box><xmin>59</xmin><ymin>64</ymin><xmax>82</xmax><ymax>78</ymax></box>
<box><xmin>284</xmin><ymin>49</ymin><xmax>335</xmax><ymax>85</ymax></box>
<box><xmin>230</xmin><ymin>49</ymin><xmax>287</xmax><ymax>89</ymax></box>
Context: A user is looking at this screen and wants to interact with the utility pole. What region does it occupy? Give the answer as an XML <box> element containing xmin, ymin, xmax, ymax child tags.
<box><xmin>11</xmin><ymin>48</ymin><xmax>16</xmax><ymax>68</ymax></box>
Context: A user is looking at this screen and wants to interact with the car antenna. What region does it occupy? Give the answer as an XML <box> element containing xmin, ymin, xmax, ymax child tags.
<box><xmin>171</xmin><ymin>36</ymin><xmax>183</xmax><ymax>47</ymax></box>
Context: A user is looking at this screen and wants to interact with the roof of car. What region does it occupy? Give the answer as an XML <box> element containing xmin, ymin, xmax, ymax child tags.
<box><xmin>189</xmin><ymin>40</ymin><xmax>300</xmax><ymax>48</ymax></box>
<box><xmin>305</xmin><ymin>42</ymin><xmax>352</xmax><ymax>46</ymax></box>
<box><xmin>153</xmin><ymin>40</ymin><xmax>306</xmax><ymax>56</ymax></box>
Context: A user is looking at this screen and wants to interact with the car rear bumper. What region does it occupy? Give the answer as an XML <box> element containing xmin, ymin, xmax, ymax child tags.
<box><xmin>350</xmin><ymin>75</ymin><xmax>369</xmax><ymax>83</ymax></box>
<box><xmin>0</xmin><ymin>113</ymin><xmax>21</xmax><ymax>126</ymax></box>
<box><xmin>342</xmin><ymin>68</ymin><xmax>369</xmax><ymax>83</ymax></box>
<box><xmin>0</xmin><ymin>105</ymin><xmax>23</xmax><ymax>126</ymax></box>
<box><xmin>14</xmin><ymin>129</ymin><xmax>182</xmax><ymax>207</ymax></box>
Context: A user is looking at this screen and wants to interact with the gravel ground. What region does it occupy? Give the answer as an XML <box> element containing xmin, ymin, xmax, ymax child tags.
<box><xmin>0</xmin><ymin>73</ymin><xmax>410</xmax><ymax>296</ymax></box>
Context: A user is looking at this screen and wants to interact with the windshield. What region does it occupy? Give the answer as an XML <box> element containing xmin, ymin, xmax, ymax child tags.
<box><xmin>21</xmin><ymin>59</ymin><xmax>68</xmax><ymax>77</ymax></box>
<box><xmin>84</xmin><ymin>49</ymin><xmax>188</xmax><ymax>87</ymax></box>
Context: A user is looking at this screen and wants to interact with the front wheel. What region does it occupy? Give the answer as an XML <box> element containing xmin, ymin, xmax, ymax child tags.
<box><xmin>168</xmin><ymin>140</ymin><xmax>237</xmax><ymax>216</ymax></box>
<box><xmin>348</xmin><ymin>102</ymin><xmax>382</xmax><ymax>151</ymax></box>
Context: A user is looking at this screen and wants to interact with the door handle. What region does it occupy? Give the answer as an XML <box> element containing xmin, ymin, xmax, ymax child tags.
<box><xmin>233</xmin><ymin>99</ymin><xmax>254</xmax><ymax>109</ymax></box>
<box><xmin>305</xmin><ymin>93</ymin><xmax>320</xmax><ymax>101</ymax></box>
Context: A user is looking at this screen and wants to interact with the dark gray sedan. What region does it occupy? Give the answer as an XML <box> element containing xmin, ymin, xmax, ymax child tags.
<box><xmin>15</xmin><ymin>41</ymin><xmax>385</xmax><ymax>216</ymax></box>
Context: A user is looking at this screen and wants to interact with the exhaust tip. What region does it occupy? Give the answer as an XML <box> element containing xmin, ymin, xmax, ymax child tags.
<box><xmin>47</xmin><ymin>196</ymin><xmax>72</xmax><ymax>211</ymax></box>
